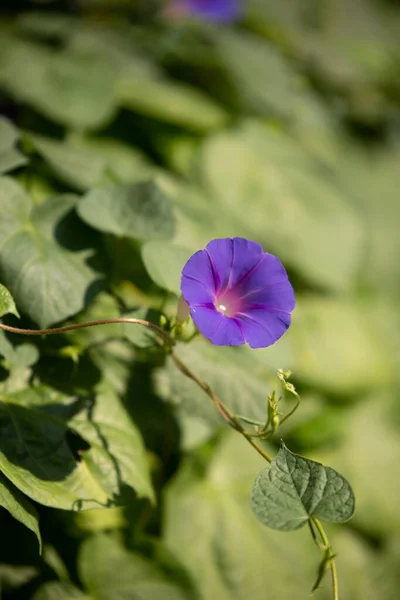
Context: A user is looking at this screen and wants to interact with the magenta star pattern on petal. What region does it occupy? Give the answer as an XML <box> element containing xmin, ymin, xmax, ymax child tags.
<box><xmin>181</xmin><ymin>238</ymin><xmax>295</xmax><ymax>348</ymax></box>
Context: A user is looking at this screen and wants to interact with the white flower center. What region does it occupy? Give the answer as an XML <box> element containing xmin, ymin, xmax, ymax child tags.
<box><xmin>217</xmin><ymin>303</ymin><xmax>227</xmax><ymax>313</ymax></box>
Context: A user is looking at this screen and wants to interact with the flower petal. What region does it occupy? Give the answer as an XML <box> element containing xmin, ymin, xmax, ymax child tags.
<box><xmin>206</xmin><ymin>237</ymin><xmax>264</xmax><ymax>295</ymax></box>
<box><xmin>237</xmin><ymin>253</ymin><xmax>295</xmax><ymax>313</ymax></box>
<box><xmin>190</xmin><ymin>306</ymin><xmax>245</xmax><ymax>346</ymax></box>
<box><xmin>181</xmin><ymin>249</ymin><xmax>216</xmax><ymax>305</ymax></box>
<box><xmin>237</xmin><ymin>309</ymin><xmax>291</xmax><ymax>349</ymax></box>
<box><xmin>177</xmin><ymin>0</ymin><xmax>241</xmax><ymax>22</ymax></box>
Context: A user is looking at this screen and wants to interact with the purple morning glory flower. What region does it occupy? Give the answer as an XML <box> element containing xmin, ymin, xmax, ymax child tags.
<box><xmin>181</xmin><ymin>238</ymin><xmax>295</xmax><ymax>348</ymax></box>
<box><xmin>169</xmin><ymin>0</ymin><xmax>241</xmax><ymax>23</ymax></box>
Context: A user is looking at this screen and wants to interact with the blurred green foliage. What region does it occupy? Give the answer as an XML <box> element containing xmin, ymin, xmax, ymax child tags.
<box><xmin>0</xmin><ymin>0</ymin><xmax>399</xmax><ymax>598</ymax></box>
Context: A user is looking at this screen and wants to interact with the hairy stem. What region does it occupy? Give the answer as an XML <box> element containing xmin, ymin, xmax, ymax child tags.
<box><xmin>171</xmin><ymin>352</ymin><xmax>273</xmax><ymax>463</ymax></box>
<box><xmin>0</xmin><ymin>319</ymin><xmax>176</xmax><ymax>346</ymax></box>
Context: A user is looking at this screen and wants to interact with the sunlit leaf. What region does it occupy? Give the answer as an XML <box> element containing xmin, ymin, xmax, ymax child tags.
<box><xmin>0</xmin><ymin>39</ymin><xmax>117</xmax><ymax>130</ymax></box>
<box><xmin>214</xmin><ymin>29</ymin><xmax>300</xmax><ymax>115</ymax></box>
<box><xmin>0</xmin><ymin>283</ymin><xmax>20</xmax><ymax>319</ymax></box>
<box><xmin>71</xmin><ymin>382</ymin><xmax>154</xmax><ymax>503</ymax></box>
<box><xmin>0</xmin><ymin>384</ymin><xmax>153</xmax><ymax>509</ymax></box>
<box><xmin>27</xmin><ymin>132</ymin><xmax>153</xmax><ymax>191</ymax></box>
<box><xmin>116</xmin><ymin>76</ymin><xmax>228</xmax><ymax>132</ymax></box>
<box><xmin>0</xmin><ymin>177</ymin><xmax>99</xmax><ymax>327</ymax></box>
<box><xmin>0</xmin><ymin>472</ymin><xmax>42</xmax><ymax>552</ymax></box>
<box><xmin>78</xmin><ymin>181</ymin><xmax>176</xmax><ymax>241</ymax></box>
<box><xmin>0</xmin><ymin>330</ymin><xmax>39</xmax><ymax>369</ymax></box>
<box><xmin>141</xmin><ymin>242</ymin><xmax>193</xmax><ymax>295</ymax></box>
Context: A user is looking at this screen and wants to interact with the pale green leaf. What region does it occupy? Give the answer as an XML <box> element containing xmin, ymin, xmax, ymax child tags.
<box><xmin>0</xmin><ymin>383</ymin><xmax>154</xmax><ymax>509</ymax></box>
<box><xmin>0</xmin><ymin>387</ymin><xmax>110</xmax><ymax>510</ymax></box>
<box><xmin>0</xmin><ymin>471</ymin><xmax>42</xmax><ymax>552</ymax></box>
<box><xmin>71</xmin><ymin>383</ymin><xmax>155</xmax><ymax>503</ymax></box>
<box><xmin>0</xmin><ymin>39</ymin><xmax>117</xmax><ymax>130</ymax></box>
<box><xmin>79</xmin><ymin>534</ymin><xmax>195</xmax><ymax>600</ymax></box>
<box><xmin>27</xmin><ymin>132</ymin><xmax>152</xmax><ymax>191</ymax></box>
<box><xmin>214</xmin><ymin>30</ymin><xmax>300</xmax><ymax>115</ymax></box>
<box><xmin>0</xmin><ymin>283</ymin><xmax>20</xmax><ymax>318</ymax></box>
<box><xmin>141</xmin><ymin>242</ymin><xmax>193</xmax><ymax>295</ymax></box>
<box><xmin>0</xmin><ymin>177</ymin><xmax>99</xmax><ymax>327</ymax></box>
<box><xmin>250</xmin><ymin>443</ymin><xmax>355</xmax><ymax>531</ymax></box>
<box><xmin>116</xmin><ymin>76</ymin><xmax>228</xmax><ymax>132</ymax></box>
<box><xmin>0</xmin><ymin>330</ymin><xmax>39</xmax><ymax>369</ymax></box>
<box><xmin>78</xmin><ymin>181</ymin><xmax>176</xmax><ymax>241</ymax></box>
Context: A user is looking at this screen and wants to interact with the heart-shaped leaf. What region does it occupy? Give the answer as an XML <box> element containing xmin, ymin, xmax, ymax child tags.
<box><xmin>250</xmin><ymin>443</ymin><xmax>355</xmax><ymax>531</ymax></box>
<box><xmin>78</xmin><ymin>181</ymin><xmax>176</xmax><ymax>241</ymax></box>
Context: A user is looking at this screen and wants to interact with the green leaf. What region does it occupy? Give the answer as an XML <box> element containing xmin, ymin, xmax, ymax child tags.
<box><xmin>79</xmin><ymin>534</ymin><xmax>195</xmax><ymax>600</ymax></box>
<box><xmin>0</xmin><ymin>330</ymin><xmax>39</xmax><ymax>369</ymax></box>
<box><xmin>141</xmin><ymin>242</ymin><xmax>193</xmax><ymax>295</ymax></box>
<box><xmin>0</xmin><ymin>177</ymin><xmax>99</xmax><ymax>327</ymax></box>
<box><xmin>33</xmin><ymin>582</ymin><xmax>93</xmax><ymax>600</ymax></box>
<box><xmin>0</xmin><ymin>387</ymin><xmax>110</xmax><ymax>510</ymax></box>
<box><xmin>214</xmin><ymin>30</ymin><xmax>300</xmax><ymax>115</ymax></box>
<box><xmin>77</xmin><ymin>181</ymin><xmax>176</xmax><ymax>241</ymax></box>
<box><xmin>116</xmin><ymin>76</ymin><xmax>228</xmax><ymax>132</ymax></box>
<box><xmin>0</xmin><ymin>283</ymin><xmax>20</xmax><ymax>318</ymax></box>
<box><xmin>250</xmin><ymin>443</ymin><xmax>355</xmax><ymax>531</ymax></box>
<box><xmin>71</xmin><ymin>383</ymin><xmax>155</xmax><ymax>503</ymax></box>
<box><xmin>27</xmin><ymin>132</ymin><xmax>152</xmax><ymax>191</ymax></box>
<box><xmin>0</xmin><ymin>383</ymin><xmax>154</xmax><ymax>509</ymax></box>
<box><xmin>0</xmin><ymin>118</ymin><xmax>27</xmax><ymax>175</ymax></box>
<box><xmin>0</xmin><ymin>471</ymin><xmax>42</xmax><ymax>552</ymax></box>
<box><xmin>0</xmin><ymin>39</ymin><xmax>117</xmax><ymax>130</ymax></box>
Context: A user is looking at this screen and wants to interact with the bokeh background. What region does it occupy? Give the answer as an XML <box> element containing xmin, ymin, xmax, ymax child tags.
<box><xmin>0</xmin><ymin>1</ymin><xmax>400</xmax><ymax>598</ymax></box>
